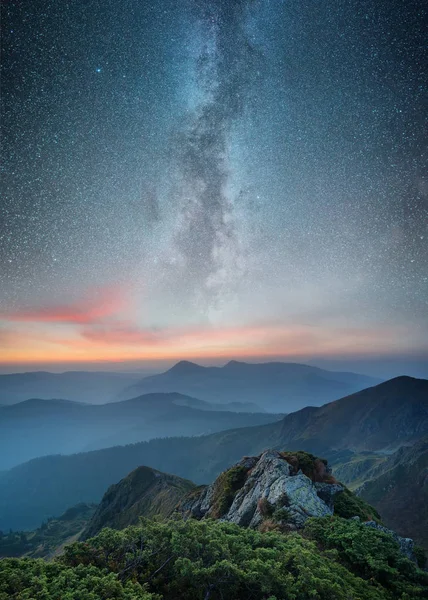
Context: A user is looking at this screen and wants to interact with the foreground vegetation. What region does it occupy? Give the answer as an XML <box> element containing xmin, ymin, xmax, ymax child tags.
<box><xmin>1</xmin><ymin>516</ymin><xmax>427</xmax><ymax>600</ymax></box>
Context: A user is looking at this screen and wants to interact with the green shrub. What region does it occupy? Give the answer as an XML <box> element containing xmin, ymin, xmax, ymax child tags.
<box><xmin>3</xmin><ymin>518</ymin><xmax>427</xmax><ymax>600</ymax></box>
<box><xmin>414</xmin><ymin>545</ymin><xmax>427</xmax><ymax>569</ymax></box>
<box><xmin>272</xmin><ymin>507</ymin><xmax>292</xmax><ymax>523</ymax></box>
<box><xmin>210</xmin><ymin>465</ymin><xmax>247</xmax><ymax>518</ymax></box>
<box><xmin>333</xmin><ymin>486</ymin><xmax>381</xmax><ymax>521</ymax></box>
<box><xmin>58</xmin><ymin>518</ymin><xmax>393</xmax><ymax>599</ymax></box>
<box><xmin>0</xmin><ymin>558</ymin><xmax>154</xmax><ymax>600</ymax></box>
<box><xmin>304</xmin><ymin>516</ymin><xmax>428</xmax><ymax>598</ymax></box>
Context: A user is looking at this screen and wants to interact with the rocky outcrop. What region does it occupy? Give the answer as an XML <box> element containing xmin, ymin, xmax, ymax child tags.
<box><xmin>179</xmin><ymin>450</ymin><xmax>344</xmax><ymax>529</ymax></box>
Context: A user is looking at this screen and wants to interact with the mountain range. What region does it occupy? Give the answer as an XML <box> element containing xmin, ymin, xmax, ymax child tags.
<box><xmin>0</xmin><ymin>361</ymin><xmax>380</xmax><ymax>414</ymax></box>
<box><xmin>120</xmin><ymin>360</ymin><xmax>381</xmax><ymax>412</ymax></box>
<box><xmin>0</xmin><ymin>370</ymin><xmax>144</xmax><ymax>405</ymax></box>
<box><xmin>0</xmin><ymin>393</ymin><xmax>281</xmax><ymax>470</ymax></box>
<box><xmin>1</xmin><ymin>375</ymin><xmax>426</xmax><ymax>546</ymax></box>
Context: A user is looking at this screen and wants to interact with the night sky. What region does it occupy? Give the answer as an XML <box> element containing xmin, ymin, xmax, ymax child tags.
<box><xmin>1</xmin><ymin>0</ymin><xmax>427</xmax><ymax>374</ymax></box>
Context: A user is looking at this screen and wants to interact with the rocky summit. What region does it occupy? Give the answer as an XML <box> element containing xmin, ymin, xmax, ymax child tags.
<box><xmin>179</xmin><ymin>449</ymin><xmax>344</xmax><ymax>529</ymax></box>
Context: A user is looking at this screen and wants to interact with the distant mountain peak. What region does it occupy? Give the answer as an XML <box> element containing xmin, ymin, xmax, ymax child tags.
<box><xmin>167</xmin><ymin>360</ymin><xmax>204</xmax><ymax>374</ymax></box>
<box><xmin>223</xmin><ymin>360</ymin><xmax>242</xmax><ymax>367</ymax></box>
<box><xmin>370</xmin><ymin>375</ymin><xmax>425</xmax><ymax>393</ymax></box>
<box><xmin>379</xmin><ymin>375</ymin><xmax>419</xmax><ymax>384</ymax></box>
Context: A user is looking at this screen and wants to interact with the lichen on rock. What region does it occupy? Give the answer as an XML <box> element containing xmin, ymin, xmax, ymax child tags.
<box><xmin>178</xmin><ymin>449</ymin><xmax>345</xmax><ymax>529</ymax></box>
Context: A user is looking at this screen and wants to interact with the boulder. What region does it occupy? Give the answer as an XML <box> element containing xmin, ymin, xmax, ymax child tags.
<box><xmin>179</xmin><ymin>450</ymin><xmax>344</xmax><ymax>529</ymax></box>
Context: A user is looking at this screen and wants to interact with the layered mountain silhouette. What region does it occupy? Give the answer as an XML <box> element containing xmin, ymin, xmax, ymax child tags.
<box><xmin>0</xmin><ymin>393</ymin><xmax>281</xmax><ymax>470</ymax></box>
<box><xmin>120</xmin><ymin>360</ymin><xmax>380</xmax><ymax>412</ymax></box>
<box><xmin>1</xmin><ymin>375</ymin><xmax>426</xmax><ymax>544</ymax></box>
<box><xmin>0</xmin><ymin>370</ymin><xmax>144</xmax><ymax>405</ymax></box>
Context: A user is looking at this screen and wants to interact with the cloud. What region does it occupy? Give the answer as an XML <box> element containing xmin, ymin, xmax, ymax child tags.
<box><xmin>80</xmin><ymin>321</ymin><xmax>160</xmax><ymax>346</ymax></box>
<box><xmin>0</xmin><ymin>285</ymin><xmax>126</xmax><ymax>325</ymax></box>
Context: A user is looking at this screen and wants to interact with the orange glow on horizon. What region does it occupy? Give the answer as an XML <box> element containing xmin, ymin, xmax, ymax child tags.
<box><xmin>0</xmin><ymin>320</ymin><xmax>419</xmax><ymax>366</ymax></box>
<box><xmin>1</xmin><ymin>285</ymin><xmax>424</xmax><ymax>367</ymax></box>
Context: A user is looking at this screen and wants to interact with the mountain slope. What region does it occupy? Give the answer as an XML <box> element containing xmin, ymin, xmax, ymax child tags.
<box><xmin>0</xmin><ymin>377</ymin><xmax>426</xmax><ymax>532</ymax></box>
<box><xmin>120</xmin><ymin>359</ymin><xmax>380</xmax><ymax>412</ymax></box>
<box><xmin>82</xmin><ymin>466</ymin><xmax>195</xmax><ymax>539</ymax></box>
<box><xmin>0</xmin><ymin>503</ymin><xmax>96</xmax><ymax>559</ymax></box>
<box><xmin>0</xmin><ymin>393</ymin><xmax>281</xmax><ymax>470</ymax></box>
<box><xmin>357</xmin><ymin>438</ymin><xmax>428</xmax><ymax>548</ymax></box>
<box><xmin>277</xmin><ymin>376</ymin><xmax>428</xmax><ymax>453</ymax></box>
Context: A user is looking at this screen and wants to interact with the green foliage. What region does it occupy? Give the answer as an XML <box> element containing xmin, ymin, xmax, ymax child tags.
<box><xmin>59</xmin><ymin>518</ymin><xmax>397</xmax><ymax>599</ymax></box>
<box><xmin>0</xmin><ymin>558</ymin><xmax>154</xmax><ymax>599</ymax></box>
<box><xmin>272</xmin><ymin>507</ymin><xmax>292</xmax><ymax>523</ymax></box>
<box><xmin>333</xmin><ymin>486</ymin><xmax>381</xmax><ymax>521</ymax></box>
<box><xmin>210</xmin><ymin>465</ymin><xmax>247</xmax><ymax>518</ymax></box>
<box><xmin>414</xmin><ymin>545</ymin><xmax>427</xmax><ymax>569</ymax></box>
<box><xmin>3</xmin><ymin>517</ymin><xmax>428</xmax><ymax>599</ymax></box>
<box><xmin>304</xmin><ymin>516</ymin><xmax>428</xmax><ymax>598</ymax></box>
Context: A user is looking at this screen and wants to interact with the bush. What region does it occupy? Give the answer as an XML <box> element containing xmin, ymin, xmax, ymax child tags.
<box><xmin>210</xmin><ymin>465</ymin><xmax>248</xmax><ymax>518</ymax></box>
<box><xmin>414</xmin><ymin>545</ymin><xmax>427</xmax><ymax>569</ymax></box>
<box><xmin>58</xmin><ymin>518</ymin><xmax>393</xmax><ymax>599</ymax></box>
<box><xmin>304</xmin><ymin>516</ymin><xmax>428</xmax><ymax>598</ymax></box>
<box><xmin>0</xmin><ymin>558</ymin><xmax>154</xmax><ymax>600</ymax></box>
<box><xmin>333</xmin><ymin>486</ymin><xmax>381</xmax><ymax>521</ymax></box>
<box><xmin>3</xmin><ymin>518</ymin><xmax>427</xmax><ymax>599</ymax></box>
<box><xmin>257</xmin><ymin>497</ymin><xmax>274</xmax><ymax>517</ymax></box>
<box><xmin>272</xmin><ymin>507</ymin><xmax>292</xmax><ymax>523</ymax></box>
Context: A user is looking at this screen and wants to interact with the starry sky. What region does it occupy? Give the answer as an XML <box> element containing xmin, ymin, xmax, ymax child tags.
<box><xmin>1</xmin><ymin>0</ymin><xmax>427</xmax><ymax>376</ymax></box>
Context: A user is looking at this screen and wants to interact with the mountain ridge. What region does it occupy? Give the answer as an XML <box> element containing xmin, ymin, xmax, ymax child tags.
<box><xmin>121</xmin><ymin>359</ymin><xmax>381</xmax><ymax>412</ymax></box>
<box><xmin>0</xmin><ymin>391</ymin><xmax>281</xmax><ymax>470</ymax></box>
<box><xmin>0</xmin><ymin>376</ymin><xmax>426</xmax><ymax>534</ymax></box>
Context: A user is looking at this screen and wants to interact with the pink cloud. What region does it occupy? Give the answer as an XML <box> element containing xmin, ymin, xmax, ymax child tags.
<box><xmin>0</xmin><ymin>285</ymin><xmax>126</xmax><ymax>325</ymax></box>
<box><xmin>80</xmin><ymin>321</ymin><xmax>161</xmax><ymax>346</ymax></box>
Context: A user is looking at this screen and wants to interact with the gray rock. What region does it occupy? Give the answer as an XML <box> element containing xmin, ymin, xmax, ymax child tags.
<box><xmin>315</xmin><ymin>482</ymin><xmax>344</xmax><ymax>509</ymax></box>
<box><xmin>180</xmin><ymin>450</ymin><xmax>344</xmax><ymax>529</ymax></box>
<box><xmin>180</xmin><ymin>485</ymin><xmax>214</xmax><ymax>519</ymax></box>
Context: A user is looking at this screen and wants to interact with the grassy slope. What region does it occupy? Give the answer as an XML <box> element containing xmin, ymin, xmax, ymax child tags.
<box><xmin>358</xmin><ymin>438</ymin><xmax>428</xmax><ymax>548</ymax></box>
<box><xmin>82</xmin><ymin>466</ymin><xmax>195</xmax><ymax>538</ymax></box>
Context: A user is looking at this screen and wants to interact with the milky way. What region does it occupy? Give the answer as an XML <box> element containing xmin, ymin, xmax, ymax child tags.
<box><xmin>1</xmin><ymin>0</ymin><xmax>427</xmax><ymax>372</ymax></box>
